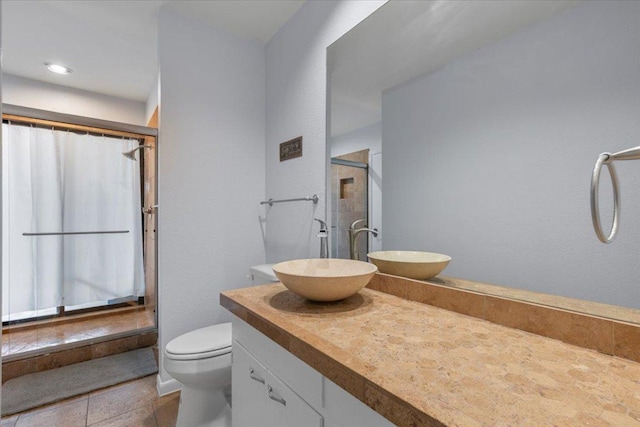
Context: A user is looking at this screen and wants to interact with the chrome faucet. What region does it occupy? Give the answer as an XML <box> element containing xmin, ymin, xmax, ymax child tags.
<box><xmin>314</xmin><ymin>218</ymin><xmax>329</xmax><ymax>258</ymax></box>
<box><xmin>349</xmin><ymin>219</ymin><xmax>378</xmax><ymax>260</ymax></box>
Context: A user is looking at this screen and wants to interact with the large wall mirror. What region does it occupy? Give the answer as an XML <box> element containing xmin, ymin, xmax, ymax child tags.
<box><xmin>328</xmin><ymin>0</ymin><xmax>640</xmax><ymax>323</ymax></box>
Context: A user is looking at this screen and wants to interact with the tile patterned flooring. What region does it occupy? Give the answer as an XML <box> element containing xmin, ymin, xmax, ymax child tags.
<box><xmin>0</xmin><ymin>308</ymin><xmax>169</xmax><ymax>425</ymax></box>
<box><xmin>2</xmin><ymin>308</ymin><xmax>155</xmax><ymax>358</ymax></box>
<box><xmin>0</xmin><ymin>375</ymin><xmax>179</xmax><ymax>427</ymax></box>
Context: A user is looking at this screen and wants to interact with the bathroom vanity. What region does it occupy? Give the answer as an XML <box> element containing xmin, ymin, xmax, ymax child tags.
<box><xmin>221</xmin><ymin>277</ymin><xmax>640</xmax><ymax>426</ymax></box>
<box><xmin>231</xmin><ymin>316</ymin><xmax>392</xmax><ymax>427</ymax></box>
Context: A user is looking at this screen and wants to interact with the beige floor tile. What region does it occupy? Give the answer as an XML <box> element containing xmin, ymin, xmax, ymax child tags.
<box><xmin>152</xmin><ymin>392</ymin><xmax>180</xmax><ymax>427</ymax></box>
<box><xmin>87</xmin><ymin>403</ymin><xmax>157</xmax><ymax>427</ymax></box>
<box><xmin>86</xmin><ymin>376</ymin><xmax>158</xmax><ymax>425</ymax></box>
<box><xmin>14</xmin><ymin>397</ymin><xmax>88</xmax><ymax>427</ymax></box>
<box><xmin>4</xmin><ymin>374</ymin><xmax>175</xmax><ymax>427</ymax></box>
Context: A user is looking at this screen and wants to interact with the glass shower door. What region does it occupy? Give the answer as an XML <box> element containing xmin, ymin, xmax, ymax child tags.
<box><xmin>331</xmin><ymin>150</ymin><xmax>369</xmax><ymax>260</ymax></box>
<box><xmin>2</xmin><ymin>122</ymin><xmax>146</xmax><ymax>355</ymax></box>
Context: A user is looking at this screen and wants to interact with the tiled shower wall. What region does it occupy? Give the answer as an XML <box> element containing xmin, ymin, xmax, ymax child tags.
<box><xmin>331</xmin><ymin>149</ymin><xmax>369</xmax><ymax>260</ymax></box>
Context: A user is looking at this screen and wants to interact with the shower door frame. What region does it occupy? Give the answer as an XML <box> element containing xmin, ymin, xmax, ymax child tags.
<box><xmin>1</xmin><ymin>104</ymin><xmax>158</xmax><ymax>358</ymax></box>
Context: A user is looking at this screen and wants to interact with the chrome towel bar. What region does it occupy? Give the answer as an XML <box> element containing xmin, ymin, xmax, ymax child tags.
<box><xmin>23</xmin><ymin>230</ymin><xmax>129</xmax><ymax>236</ymax></box>
<box><xmin>260</xmin><ymin>195</ymin><xmax>318</xmax><ymax>206</ymax></box>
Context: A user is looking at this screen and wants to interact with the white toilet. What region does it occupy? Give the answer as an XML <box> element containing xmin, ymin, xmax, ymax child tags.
<box><xmin>164</xmin><ymin>266</ymin><xmax>276</xmax><ymax>426</ymax></box>
<box><xmin>164</xmin><ymin>322</ymin><xmax>232</xmax><ymax>427</ymax></box>
<box><xmin>250</xmin><ymin>263</ymin><xmax>279</xmax><ymax>284</ymax></box>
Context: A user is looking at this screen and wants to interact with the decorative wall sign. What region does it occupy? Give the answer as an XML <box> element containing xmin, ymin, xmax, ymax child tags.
<box><xmin>280</xmin><ymin>136</ymin><xmax>302</xmax><ymax>161</ymax></box>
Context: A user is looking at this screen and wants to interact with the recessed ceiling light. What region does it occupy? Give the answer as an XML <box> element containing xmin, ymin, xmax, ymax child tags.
<box><xmin>45</xmin><ymin>63</ymin><xmax>73</xmax><ymax>75</ymax></box>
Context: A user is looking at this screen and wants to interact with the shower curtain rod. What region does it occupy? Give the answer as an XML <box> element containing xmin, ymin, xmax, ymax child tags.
<box><xmin>3</xmin><ymin>104</ymin><xmax>157</xmax><ymax>137</ymax></box>
<box><xmin>3</xmin><ymin>115</ymin><xmax>149</xmax><ymax>140</ymax></box>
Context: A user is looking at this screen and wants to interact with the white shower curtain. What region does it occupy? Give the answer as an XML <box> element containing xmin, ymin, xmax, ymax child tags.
<box><xmin>2</xmin><ymin>123</ymin><xmax>145</xmax><ymax>318</ymax></box>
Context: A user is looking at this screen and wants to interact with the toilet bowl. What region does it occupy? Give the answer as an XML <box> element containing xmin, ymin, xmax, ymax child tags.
<box><xmin>164</xmin><ymin>323</ymin><xmax>232</xmax><ymax>427</ymax></box>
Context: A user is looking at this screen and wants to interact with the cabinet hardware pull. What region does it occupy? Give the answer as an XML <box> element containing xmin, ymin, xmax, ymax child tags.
<box><xmin>249</xmin><ymin>368</ymin><xmax>265</xmax><ymax>384</ymax></box>
<box><xmin>267</xmin><ymin>385</ymin><xmax>287</xmax><ymax>406</ymax></box>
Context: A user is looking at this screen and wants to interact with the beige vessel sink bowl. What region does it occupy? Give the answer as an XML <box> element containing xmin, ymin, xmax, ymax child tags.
<box><xmin>272</xmin><ymin>258</ymin><xmax>378</xmax><ymax>302</ymax></box>
<box><xmin>367</xmin><ymin>251</ymin><xmax>451</xmax><ymax>280</ymax></box>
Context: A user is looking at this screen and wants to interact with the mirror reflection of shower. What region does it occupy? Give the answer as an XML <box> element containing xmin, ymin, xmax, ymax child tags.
<box><xmin>331</xmin><ymin>150</ymin><xmax>370</xmax><ymax>259</ymax></box>
<box><xmin>122</xmin><ymin>145</ymin><xmax>154</xmax><ymax>161</ymax></box>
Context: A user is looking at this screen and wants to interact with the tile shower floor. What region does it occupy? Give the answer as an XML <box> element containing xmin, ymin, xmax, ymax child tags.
<box><xmin>0</xmin><ymin>375</ymin><xmax>179</xmax><ymax>427</ymax></box>
<box><xmin>2</xmin><ymin>308</ymin><xmax>155</xmax><ymax>357</ymax></box>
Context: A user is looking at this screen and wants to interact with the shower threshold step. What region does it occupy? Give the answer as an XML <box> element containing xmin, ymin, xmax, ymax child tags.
<box><xmin>2</xmin><ymin>329</ymin><xmax>158</xmax><ymax>384</ymax></box>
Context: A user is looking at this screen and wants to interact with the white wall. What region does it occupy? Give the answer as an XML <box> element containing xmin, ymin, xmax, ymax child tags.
<box><xmin>330</xmin><ymin>121</ymin><xmax>381</xmax><ymax>158</ymax></box>
<box><xmin>145</xmin><ymin>72</ymin><xmax>159</xmax><ymax>124</ymax></box>
<box><xmin>383</xmin><ymin>1</ymin><xmax>640</xmax><ymax>308</ymax></box>
<box><xmin>3</xmin><ymin>74</ymin><xmax>146</xmax><ymax>125</ymax></box>
<box><xmin>264</xmin><ymin>0</ymin><xmax>386</xmax><ymax>263</ymax></box>
<box><xmin>157</xmin><ymin>7</ymin><xmax>265</xmax><ymax>388</ymax></box>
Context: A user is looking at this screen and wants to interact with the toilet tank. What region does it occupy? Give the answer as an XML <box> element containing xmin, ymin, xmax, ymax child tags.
<box><xmin>250</xmin><ymin>264</ymin><xmax>279</xmax><ymax>285</ymax></box>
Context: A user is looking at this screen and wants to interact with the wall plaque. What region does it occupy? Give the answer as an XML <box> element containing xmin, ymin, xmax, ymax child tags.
<box><xmin>280</xmin><ymin>136</ymin><xmax>302</xmax><ymax>161</ymax></box>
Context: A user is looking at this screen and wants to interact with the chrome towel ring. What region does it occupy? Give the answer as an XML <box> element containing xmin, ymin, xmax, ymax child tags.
<box><xmin>591</xmin><ymin>153</ymin><xmax>620</xmax><ymax>243</ymax></box>
<box><xmin>590</xmin><ymin>146</ymin><xmax>640</xmax><ymax>243</ymax></box>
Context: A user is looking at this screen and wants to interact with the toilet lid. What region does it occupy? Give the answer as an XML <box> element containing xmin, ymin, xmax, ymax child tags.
<box><xmin>165</xmin><ymin>323</ymin><xmax>232</xmax><ymax>361</ymax></box>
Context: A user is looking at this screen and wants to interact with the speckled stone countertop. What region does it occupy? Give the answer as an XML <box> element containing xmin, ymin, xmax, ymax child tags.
<box><xmin>221</xmin><ymin>284</ymin><xmax>640</xmax><ymax>426</ymax></box>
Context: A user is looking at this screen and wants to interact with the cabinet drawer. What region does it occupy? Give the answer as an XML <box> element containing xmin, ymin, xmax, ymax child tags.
<box><xmin>232</xmin><ymin>341</ymin><xmax>269</xmax><ymax>427</ymax></box>
<box><xmin>264</xmin><ymin>369</ymin><xmax>323</xmax><ymax>427</ymax></box>
<box><xmin>233</xmin><ymin>317</ymin><xmax>323</xmax><ymax>408</ymax></box>
<box><xmin>233</xmin><ymin>340</ymin><xmax>323</xmax><ymax>427</ymax></box>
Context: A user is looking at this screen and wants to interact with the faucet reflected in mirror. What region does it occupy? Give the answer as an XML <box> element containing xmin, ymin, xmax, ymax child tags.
<box><xmin>349</xmin><ymin>219</ymin><xmax>378</xmax><ymax>261</ymax></box>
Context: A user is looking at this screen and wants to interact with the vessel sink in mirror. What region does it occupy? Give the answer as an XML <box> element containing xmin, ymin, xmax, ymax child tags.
<box><xmin>368</xmin><ymin>251</ymin><xmax>451</xmax><ymax>280</ymax></box>
<box><xmin>272</xmin><ymin>259</ymin><xmax>377</xmax><ymax>302</ymax></box>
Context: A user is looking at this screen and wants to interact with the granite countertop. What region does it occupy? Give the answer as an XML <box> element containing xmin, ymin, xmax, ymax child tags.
<box><xmin>221</xmin><ymin>283</ymin><xmax>640</xmax><ymax>426</ymax></box>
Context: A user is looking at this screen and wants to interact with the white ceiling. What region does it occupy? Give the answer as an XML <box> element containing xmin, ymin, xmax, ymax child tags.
<box><xmin>1</xmin><ymin>0</ymin><xmax>304</xmax><ymax>103</ymax></box>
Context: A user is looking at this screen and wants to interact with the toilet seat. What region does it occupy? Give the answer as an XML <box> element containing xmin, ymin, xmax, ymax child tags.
<box><xmin>165</xmin><ymin>323</ymin><xmax>232</xmax><ymax>361</ymax></box>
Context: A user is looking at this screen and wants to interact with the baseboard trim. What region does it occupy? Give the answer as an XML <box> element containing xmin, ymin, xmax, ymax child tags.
<box><xmin>156</xmin><ymin>374</ymin><xmax>182</xmax><ymax>396</ymax></box>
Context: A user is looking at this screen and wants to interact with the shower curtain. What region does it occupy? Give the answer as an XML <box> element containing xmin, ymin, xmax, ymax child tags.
<box><xmin>2</xmin><ymin>122</ymin><xmax>145</xmax><ymax>318</ymax></box>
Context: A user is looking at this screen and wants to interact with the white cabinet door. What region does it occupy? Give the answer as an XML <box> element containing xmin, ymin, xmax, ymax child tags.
<box><xmin>324</xmin><ymin>378</ymin><xmax>394</xmax><ymax>427</ymax></box>
<box><xmin>264</xmin><ymin>370</ymin><xmax>323</xmax><ymax>427</ymax></box>
<box><xmin>232</xmin><ymin>317</ymin><xmax>323</xmax><ymax>409</ymax></box>
<box><xmin>232</xmin><ymin>341</ymin><xmax>269</xmax><ymax>427</ymax></box>
<box><xmin>233</xmin><ymin>340</ymin><xmax>323</xmax><ymax>427</ymax></box>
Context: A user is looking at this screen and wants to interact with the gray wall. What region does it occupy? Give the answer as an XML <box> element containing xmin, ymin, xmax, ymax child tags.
<box><xmin>265</xmin><ymin>0</ymin><xmax>386</xmax><ymax>263</ymax></box>
<box><xmin>382</xmin><ymin>1</ymin><xmax>640</xmax><ymax>308</ymax></box>
<box><xmin>3</xmin><ymin>74</ymin><xmax>147</xmax><ymax>125</ymax></box>
<box><xmin>157</xmin><ymin>7</ymin><xmax>265</xmax><ymax>389</ymax></box>
<box><xmin>331</xmin><ymin>122</ymin><xmax>381</xmax><ymax>159</ymax></box>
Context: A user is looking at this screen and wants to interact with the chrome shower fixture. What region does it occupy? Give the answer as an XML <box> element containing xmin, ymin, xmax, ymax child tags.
<box><xmin>122</xmin><ymin>145</ymin><xmax>154</xmax><ymax>161</ymax></box>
